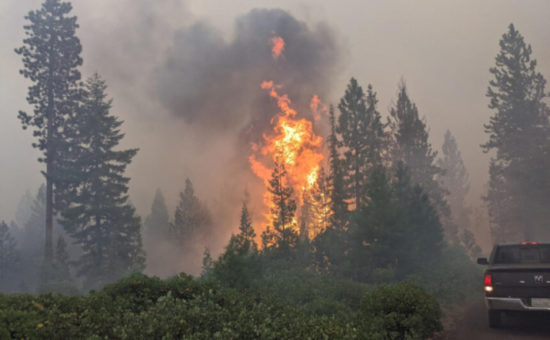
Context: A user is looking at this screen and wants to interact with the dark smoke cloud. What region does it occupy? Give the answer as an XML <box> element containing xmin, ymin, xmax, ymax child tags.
<box><xmin>156</xmin><ymin>8</ymin><xmax>340</xmax><ymax>136</ymax></box>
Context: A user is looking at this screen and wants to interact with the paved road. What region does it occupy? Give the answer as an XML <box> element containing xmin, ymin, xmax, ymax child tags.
<box><xmin>444</xmin><ymin>300</ymin><xmax>550</xmax><ymax>339</ymax></box>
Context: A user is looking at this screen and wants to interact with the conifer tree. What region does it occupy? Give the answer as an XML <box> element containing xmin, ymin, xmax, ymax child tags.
<box><xmin>483</xmin><ymin>24</ymin><xmax>550</xmax><ymax>241</ymax></box>
<box><xmin>15</xmin><ymin>0</ymin><xmax>83</xmax><ymax>263</ymax></box>
<box><xmin>145</xmin><ymin>189</ymin><xmax>171</xmax><ymax>242</ymax></box>
<box><xmin>337</xmin><ymin>79</ymin><xmax>386</xmax><ymax>209</ymax></box>
<box><xmin>60</xmin><ymin>74</ymin><xmax>144</xmax><ymax>290</ymax></box>
<box><xmin>0</xmin><ymin>221</ymin><xmax>19</xmax><ymax>291</ymax></box>
<box><xmin>238</xmin><ymin>202</ymin><xmax>256</xmax><ymax>249</ymax></box>
<box><xmin>262</xmin><ymin>159</ymin><xmax>298</xmax><ymax>251</ymax></box>
<box><xmin>328</xmin><ymin>105</ymin><xmax>347</xmax><ymax>227</ymax></box>
<box><xmin>389</xmin><ymin>83</ymin><xmax>448</xmax><ymax>219</ymax></box>
<box><xmin>437</xmin><ymin>130</ymin><xmax>473</xmax><ymax>244</ymax></box>
<box><xmin>350</xmin><ymin>166</ymin><xmax>398</xmax><ymax>281</ymax></box>
<box><xmin>391</xmin><ymin>163</ymin><xmax>443</xmax><ymax>278</ymax></box>
<box><xmin>227</xmin><ymin>202</ymin><xmax>258</xmax><ymax>255</ymax></box>
<box><xmin>309</xmin><ymin>167</ymin><xmax>333</xmax><ymax>236</ymax></box>
<box><xmin>172</xmin><ymin>178</ymin><xmax>213</xmax><ymax>246</ymax></box>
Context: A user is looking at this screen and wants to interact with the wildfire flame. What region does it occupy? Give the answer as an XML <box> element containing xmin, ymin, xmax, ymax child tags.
<box><xmin>249</xmin><ymin>35</ymin><xmax>328</xmax><ymax>241</ymax></box>
<box><xmin>250</xmin><ymin>81</ymin><xmax>324</xmax><ymax>234</ymax></box>
<box><xmin>270</xmin><ymin>36</ymin><xmax>285</xmax><ymax>60</ymax></box>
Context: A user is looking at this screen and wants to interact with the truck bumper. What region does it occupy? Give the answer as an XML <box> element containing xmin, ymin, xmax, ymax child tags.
<box><xmin>486</xmin><ymin>297</ymin><xmax>550</xmax><ymax>311</ymax></box>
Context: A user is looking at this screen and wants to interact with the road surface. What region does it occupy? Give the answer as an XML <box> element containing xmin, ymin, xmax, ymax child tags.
<box><xmin>443</xmin><ymin>299</ymin><xmax>550</xmax><ymax>339</ymax></box>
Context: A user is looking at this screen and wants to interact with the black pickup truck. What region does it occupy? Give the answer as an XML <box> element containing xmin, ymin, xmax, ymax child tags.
<box><xmin>477</xmin><ymin>242</ymin><xmax>550</xmax><ymax>328</ymax></box>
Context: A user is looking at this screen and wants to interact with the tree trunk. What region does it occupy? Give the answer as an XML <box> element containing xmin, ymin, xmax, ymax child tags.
<box><xmin>45</xmin><ymin>116</ymin><xmax>54</xmax><ymax>263</ymax></box>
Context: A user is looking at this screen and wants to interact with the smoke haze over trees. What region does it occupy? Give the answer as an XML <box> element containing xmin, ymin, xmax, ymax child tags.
<box><xmin>1</xmin><ymin>0</ymin><xmax>550</xmax><ymax>303</ymax></box>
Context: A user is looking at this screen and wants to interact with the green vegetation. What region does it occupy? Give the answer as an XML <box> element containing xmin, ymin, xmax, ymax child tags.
<box><xmin>0</xmin><ymin>273</ymin><xmax>448</xmax><ymax>339</ymax></box>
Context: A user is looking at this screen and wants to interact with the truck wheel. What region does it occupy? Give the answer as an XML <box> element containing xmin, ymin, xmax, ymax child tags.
<box><xmin>488</xmin><ymin>310</ymin><xmax>502</xmax><ymax>328</ymax></box>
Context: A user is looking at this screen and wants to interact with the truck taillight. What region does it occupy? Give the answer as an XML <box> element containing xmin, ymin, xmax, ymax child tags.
<box><xmin>520</xmin><ymin>241</ymin><xmax>538</xmax><ymax>246</ymax></box>
<box><xmin>484</xmin><ymin>273</ymin><xmax>493</xmax><ymax>293</ymax></box>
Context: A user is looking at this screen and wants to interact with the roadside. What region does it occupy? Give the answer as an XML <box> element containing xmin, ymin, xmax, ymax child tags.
<box><xmin>441</xmin><ymin>298</ymin><xmax>550</xmax><ymax>339</ymax></box>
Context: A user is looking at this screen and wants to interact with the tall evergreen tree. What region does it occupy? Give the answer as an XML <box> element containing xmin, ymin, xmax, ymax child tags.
<box><xmin>15</xmin><ymin>0</ymin><xmax>83</xmax><ymax>263</ymax></box>
<box><xmin>60</xmin><ymin>74</ymin><xmax>144</xmax><ymax>290</ymax></box>
<box><xmin>483</xmin><ymin>24</ymin><xmax>550</xmax><ymax>241</ymax></box>
<box><xmin>350</xmin><ymin>166</ymin><xmax>399</xmax><ymax>282</ymax></box>
<box><xmin>337</xmin><ymin>79</ymin><xmax>386</xmax><ymax>209</ymax></box>
<box><xmin>328</xmin><ymin>105</ymin><xmax>347</xmax><ymax>228</ymax></box>
<box><xmin>261</xmin><ymin>159</ymin><xmax>298</xmax><ymax>252</ymax></box>
<box><xmin>145</xmin><ymin>189</ymin><xmax>171</xmax><ymax>243</ymax></box>
<box><xmin>392</xmin><ymin>163</ymin><xmax>443</xmax><ymax>279</ymax></box>
<box><xmin>309</xmin><ymin>167</ymin><xmax>333</xmax><ymax>236</ymax></box>
<box><xmin>350</xmin><ymin>163</ymin><xmax>444</xmax><ymax>281</ymax></box>
<box><xmin>437</xmin><ymin>130</ymin><xmax>472</xmax><ymax>244</ymax></box>
<box><xmin>227</xmin><ymin>202</ymin><xmax>258</xmax><ymax>255</ymax></box>
<box><xmin>0</xmin><ymin>221</ymin><xmax>19</xmax><ymax>292</ymax></box>
<box><xmin>389</xmin><ymin>83</ymin><xmax>447</xmax><ymax>220</ymax></box>
<box><xmin>238</xmin><ymin>202</ymin><xmax>256</xmax><ymax>247</ymax></box>
<box><xmin>172</xmin><ymin>178</ymin><xmax>213</xmax><ymax>246</ymax></box>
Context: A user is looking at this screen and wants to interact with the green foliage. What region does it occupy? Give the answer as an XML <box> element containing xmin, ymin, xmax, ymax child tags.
<box><xmin>144</xmin><ymin>189</ymin><xmax>171</xmax><ymax>243</ymax></box>
<box><xmin>484</xmin><ymin>23</ymin><xmax>550</xmax><ymax>241</ymax></box>
<box><xmin>15</xmin><ymin>0</ymin><xmax>84</xmax><ymax>263</ymax></box>
<box><xmin>60</xmin><ymin>74</ymin><xmax>144</xmax><ymax>291</ymax></box>
<box><xmin>437</xmin><ymin>130</ymin><xmax>470</xmax><ymax>244</ymax></box>
<box><xmin>359</xmin><ymin>282</ymin><xmax>442</xmax><ymax>340</ymax></box>
<box><xmin>328</xmin><ymin>105</ymin><xmax>348</xmax><ymax>228</ymax></box>
<box><xmin>0</xmin><ymin>273</ymin><xmax>361</xmax><ymax>339</ymax></box>
<box><xmin>0</xmin><ymin>221</ymin><xmax>19</xmax><ymax>292</ymax></box>
<box><xmin>348</xmin><ymin>164</ymin><xmax>444</xmax><ymax>282</ymax></box>
<box><xmin>337</xmin><ymin>78</ymin><xmax>386</xmax><ymax>209</ymax></box>
<box><xmin>407</xmin><ymin>245</ymin><xmax>482</xmax><ymax>307</ymax></box>
<box><xmin>262</xmin><ymin>159</ymin><xmax>298</xmax><ymax>253</ymax></box>
<box><xmin>171</xmin><ymin>178</ymin><xmax>213</xmax><ymax>246</ymax></box>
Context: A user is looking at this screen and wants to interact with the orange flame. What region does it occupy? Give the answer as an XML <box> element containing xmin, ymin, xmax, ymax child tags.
<box><xmin>250</xmin><ymin>82</ymin><xmax>325</xmax><ymax>236</ymax></box>
<box><xmin>270</xmin><ymin>36</ymin><xmax>285</xmax><ymax>60</ymax></box>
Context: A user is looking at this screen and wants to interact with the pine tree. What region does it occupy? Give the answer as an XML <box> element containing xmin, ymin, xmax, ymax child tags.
<box><xmin>350</xmin><ymin>166</ymin><xmax>399</xmax><ymax>281</ymax></box>
<box><xmin>483</xmin><ymin>24</ymin><xmax>550</xmax><ymax>241</ymax></box>
<box><xmin>437</xmin><ymin>130</ymin><xmax>472</xmax><ymax>244</ymax></box>
<box><xmin>328</xmin><ymin>105</ymin><xmax>347</xmax><ymax>228</ymax></box>
<box><xmin>309</xmin><ymin>167</ymin><xmax>333</xmax><ymax>237</ymax></box>
<box><xmin>227</xmin><ymin>202</ymin><xmax>258</xmax><ymax>255</ymax></box>
<box><xmin>262</xmin><ymin>159</ymin><xmax>298</xmax><ymax>252</ymax></box>
<box><xmin>0</xmin><ymin>221</ymin><xmax>19</xmax><ymax>291</ymax></box>
<box><xmin>238</xmin><ymin>202</ymin><xmax>256</xmax><ymax>248</ymax></box>
<box><xmin>15</xmin><ymin>0</ymin><xmax>83</xmax><ymax>263</ymax></box>
<box><xmin>337</xmin><ymin>79</ymin><xmax>386</xmax><ymax>209</ymax></box>
<box><xmin>145</xmin><ymin>189</ymin><xmax>171</xmax><ymax>243</ymax></box>
<box><xmin>60</xmin><ymin>74</ymin><xmax>144</xmax><ymax>290</ymax></box>
<box><xmin>392</xmin><ymin>163</ymin><xmax>443</xmax><ymax>279</ymax></box>
<box><xmin>172</xmin><ymin>178</ymin><xmax>213</xmax><ymax>246</ymax></box>
<box><xmin>389</xmin><ymin>83</ymin><xmax>447</xmax><ymax>219</ymax></box>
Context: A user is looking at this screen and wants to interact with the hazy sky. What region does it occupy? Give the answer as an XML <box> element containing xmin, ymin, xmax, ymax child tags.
<box><xmin>2</xmin><ymin>0</ymin><xmax>550</xmax><ymax>237</ymax></box>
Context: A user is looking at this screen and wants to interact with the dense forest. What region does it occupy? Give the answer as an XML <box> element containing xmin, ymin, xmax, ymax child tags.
<box><xmin>2</xmin><ymin>0</ymin><xmax>550</xmax><ymax>338</ymax></box>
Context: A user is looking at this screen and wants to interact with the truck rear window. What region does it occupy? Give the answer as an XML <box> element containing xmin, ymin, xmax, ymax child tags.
<box><xmin>493</xmin><ymin>245</ymin><xmax>550</xmax><ymax>264</ymax></box>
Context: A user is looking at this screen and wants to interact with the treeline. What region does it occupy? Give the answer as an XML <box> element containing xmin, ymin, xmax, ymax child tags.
<box><xmin>199</xmin><ymin>77</ymin><xmax>482</xmax><ymax>306</ymax></box>
<box><xmin>1</xmin><ymin>0</ymin><xmax>143</xmax><ymax>293</ymax></box>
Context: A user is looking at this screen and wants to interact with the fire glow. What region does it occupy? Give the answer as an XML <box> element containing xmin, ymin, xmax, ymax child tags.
<box><xmin>249</xmin><ymin>36</ymin><xmax>327</xmax><ymax>240</ymax></box>
<box><xmin>270</xmin><ymin>36</ymin><xmax>285</xmax><ymax>59</ymax></box>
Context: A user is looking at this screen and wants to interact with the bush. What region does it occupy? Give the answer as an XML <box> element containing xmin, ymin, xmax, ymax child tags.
<box><xmin>359</xmin><ymin>282</ymin><xmax>442</xmax><ymax>340</ymax></box>
<box><xmin>0</xmin><ymin>273</ymin><xmax>359</xmax><ymax>339</ymax></box>
<box><xmin>407</xmin><ymin>245</ymin><xmax>482</xmax><ymax>306</ymax></box>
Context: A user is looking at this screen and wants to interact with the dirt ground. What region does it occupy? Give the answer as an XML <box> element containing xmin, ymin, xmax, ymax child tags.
<box><xmin>441</xmin><ymin>298</ymin><xmax>550</xmax><ymax>339</ymax></box>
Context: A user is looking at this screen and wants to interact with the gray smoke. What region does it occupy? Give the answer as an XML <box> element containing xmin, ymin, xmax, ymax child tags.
<box><xmin>156</xmin><ymin>8</ymin><xmax>340</xmax><ymax>138</ymax></box>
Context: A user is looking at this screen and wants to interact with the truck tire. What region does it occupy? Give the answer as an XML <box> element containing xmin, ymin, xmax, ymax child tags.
<box><xmin>488</xmin><ymin>310</ymin><xmax>502</xmax><ymax>328</ymax></box>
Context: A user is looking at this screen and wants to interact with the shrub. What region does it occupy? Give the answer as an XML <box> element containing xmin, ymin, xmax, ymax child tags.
<box><xmin>359</xmin><ymin>282</ymin><xmax>442</xmax><ymax>340</ymax></box>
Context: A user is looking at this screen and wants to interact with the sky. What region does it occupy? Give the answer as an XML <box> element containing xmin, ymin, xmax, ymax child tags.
<box><xmin>1</xmin><ymin>0</ymin><xmax>550</xmax><ymax>250</ymax></box>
